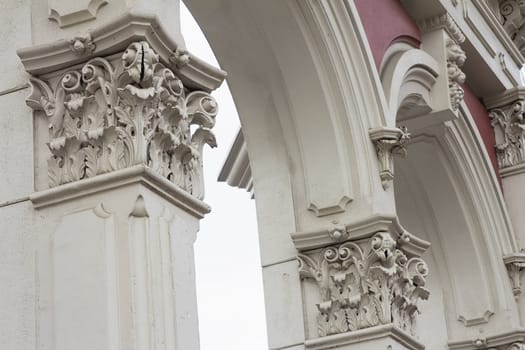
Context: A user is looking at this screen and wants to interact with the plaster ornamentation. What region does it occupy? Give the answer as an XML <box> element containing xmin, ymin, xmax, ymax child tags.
<box><xmin>48</xmin><ymin>0</ymin><xmax>108</xmax><ymax>28</ymax></box>
<box><xmin>369</xmin><ymin>127</ymin><xmax>411</xmax><ymax>189</ymax></box>
<box><xmin>446</xmin><ymin>38</ymin><xmax>467</xmax><ymax>111</ymax></box>
<box><xmin>503</xmin><ymin>252</ymin><xmax>525</xmax><ymax>299</ymax></box>
<box><xmin>497</xmin><ymin>0</ymin><xmax>525</xmax><ymax>56</ymax></box>
<box><xmin>170</xmin><ymin>48</ymin><xmax>191</xmax><ymax>69</ymax></box>
<box><xmin>26</xmin><ymin>41</ymin><xmax>218</xmax><ymax>200</ymax></box>
<box><xmin>298</xmin><ymin>232</ymin><xmax>429</xmax><ymax>338</ymax></box>
<box><xmin>473</xmin><ymin>340</ymin><xmax>525</xmax><ymax>350</ymax></box>
<box><xmin>417</xmin><ymin>13</ymin><xmax>466</xmax><ymax>44</ymax></box>
<box><xmin>68</xmin><ymin>34</ymin><xmax>96</xmax><ymax>56</ymax></box>
<box><xmin>488</xmin><ymin>99</ymin><xmax>525</xmax><ymax>168</ymax></box>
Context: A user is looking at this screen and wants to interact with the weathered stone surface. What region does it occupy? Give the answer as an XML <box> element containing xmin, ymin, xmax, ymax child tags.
<box><xmin>0</xmin><ymin>201</ymin><xmax>35</xmax><ymax>350</ymax></box>
<box><xmin>0</xmin><ymin>89</ymin><xmax>34</xmax><ymax>203</ymax></box>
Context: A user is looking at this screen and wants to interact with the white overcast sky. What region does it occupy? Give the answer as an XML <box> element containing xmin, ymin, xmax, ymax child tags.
<box><xmin>180</xmin><ymin>3</ymin><xmax>269</xmax><ymax>350</ymax></box>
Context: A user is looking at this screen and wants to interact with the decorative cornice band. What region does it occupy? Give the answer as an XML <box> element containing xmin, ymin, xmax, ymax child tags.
<box><xmin>418</xmin><ymin>13</ymin><xmax>466</xmax><ymax>44</ymax></box>
<box><xmin>304</xmin><ymin>324</ymin><xmax>424</xmax><ymax>350</ymax></box>
<box><xmin>17</xmin><ymin>13</ymin><xmax>227</xmax><ymax>92</ymax></box>
<box><xmin>30</xmin><ymin>164</ymin><xmax>211</xmax><ymax>217</ymax></box>
<box><xmin>448</xmin><ymin>329</ymin><xmax>525</xmax><ymax>350</ymax></box>
<box><xmin>290</xmin><ymin>214</ymin><xmax>430</xmax><ymax>256</ymax></box>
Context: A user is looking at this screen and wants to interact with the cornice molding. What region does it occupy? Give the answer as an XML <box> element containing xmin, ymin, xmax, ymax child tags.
<box><xmin>290</xmin><ymin>214</ymin><xmax>430</xmax><ymax>257</ymax></box>
<box><xmin>17</xmin><ymin>13</ymin><xmax>226</xmax><ymax>92</ymax></box>
<box><xmin>304</xmin><ymin>324</ymin><xmax>424</xmax><ymax>350</ymax></box>
<box><xmin>418</xmin><ymin>13</ymin><xmax>466</xmax><ymax>44</ymax></box>
<box><xmin>30</xmin><ymin>164</ymin><xmax>211</xmax><ymax>218</ymax></box>
<box><xmin>448</xmin><ymin>329</ymin><xmax>525</xmax><ymax>350</ymax></box>
<box><xmin>217</xmin><ymin>129</ymin><xmax>254</xmax><ymax>196</ymax></box>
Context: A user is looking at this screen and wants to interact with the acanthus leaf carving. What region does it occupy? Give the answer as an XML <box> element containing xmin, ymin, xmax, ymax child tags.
<box><xmin>26</xmin><ymin>40</ymin><xmax>218</xmax><ymax>200</ymax></box>
<box><xmin>489</xmin><ymin>99</ymin><xmax>525</xmax><ymax>169</ymax></box>
<box><xmin>369</xmin><ymin>126</ymin><xmax>411</xmax><ymax>189</ymax></box>
<box><xmin>446</xmin><ymin>38</ymin><xmax>466</xmax><ymax>111</ymax></box>
<box><xmin>298</xmin><ymin>232</ymin><xmax>429</xmax><ymax>338</ymax></box>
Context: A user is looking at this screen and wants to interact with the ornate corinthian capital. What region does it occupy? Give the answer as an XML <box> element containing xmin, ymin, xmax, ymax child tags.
<box><xmin>497</xmin><ymin>0</ymin><xmax>525</xmax><ymax>56</ymax></box>
<box><xmin>486</xmin><ymin>89</ymin><xmax>525</xmax><ymax>171</ymax></box>
<box><xmin>298</xmin><ymin>231</ymin><xmax>429</xmax><ymax>338</ymax></box>
<box><xmin>25</xmin><ymin>41</ymin><xmax>219</xmax><ymax>200</ymax></box>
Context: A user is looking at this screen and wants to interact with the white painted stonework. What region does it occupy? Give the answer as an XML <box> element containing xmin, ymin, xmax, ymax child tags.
<box><xmin>2</xmin><ymin>0</ymin><xmax>525</xmax><ymax>349</ymax></box>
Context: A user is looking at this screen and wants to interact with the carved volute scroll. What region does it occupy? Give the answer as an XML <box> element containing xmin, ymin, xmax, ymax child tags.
<box><xmin>26</xmin><ymin>41</ymin><xmax>218</xmax><ymax>200</ymax></box>
<box><xmin>369</xmin><ymin>126</ymin><xmax>411</xmax><ymax>189</ymax></box>
<box><xmin>488</xmin><ymin>98</ymin><xmax>525</xmax><ymax>169</ymax></box>
<box><xmin>298</xmin><ymin>232</ymin><xmax>429</xmax><ymax>338</ymax></box>
<box><xmin>493</xmin><ymin>0</ymin><xmax>525</xmax><ymax>56</ymax></box>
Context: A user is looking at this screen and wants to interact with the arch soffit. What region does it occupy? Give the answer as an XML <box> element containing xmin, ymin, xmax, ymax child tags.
<box><xmin>396</xmin><ymin>129</ymin><xmax>519</xmax><ymax>338</ymax></box>
<box><xmin>380</xmin><ymin>42</ymin><xmax>439</xmax><ymax>126</ymax></box>
<box><xmin>185</xmin><ymin>0</ymin><xmax>396</xmax><ymax>234</ymax></box>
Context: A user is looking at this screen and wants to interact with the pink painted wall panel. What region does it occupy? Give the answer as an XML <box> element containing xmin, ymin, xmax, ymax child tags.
<box><xmin>463</xmin><ymin>84</ymin><xmax>501</xmax><ymax>185</ymax></box>
<box><xmin>354</xmin><ymin>0</ymin><xmax>421</xmax><ymax>69</ymax></box>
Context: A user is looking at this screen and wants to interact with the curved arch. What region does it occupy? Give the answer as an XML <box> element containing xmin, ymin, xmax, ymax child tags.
<box><xmin>394</xmin><ymin>109</ymin><xmax>519</xmax><ymax>342</ymax></box>
<box><xmin>380</xmin><ymin>44</ymin><xmax>439</xmax><ymax>126</ymax></box>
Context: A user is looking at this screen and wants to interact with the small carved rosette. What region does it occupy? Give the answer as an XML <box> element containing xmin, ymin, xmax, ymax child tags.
<box><xmin>298</xmin><ymin>232</ymin><xmax>429</xmax><ymax>337</ymax></box>
<box><xmin>26</xmin><ymin>41</ymin><xmax>218</xmax><ymax>200</ymax></box>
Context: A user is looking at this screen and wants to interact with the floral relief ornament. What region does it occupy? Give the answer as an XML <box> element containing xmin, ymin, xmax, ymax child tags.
<box><xmin>298</xmin><ymin>232</ymin><xmax>429</xmax><ymax>337</ymax></box>
<box><xmin>489</xmin><ymin>99</ymin><xmax>525</xmax><ymax>169</ymax></box>
<box><xmin>446</xmin><ymin>38</ymin><xmax>466</xmax><ymax>111</ymax></box>
<box><xmin>26</xmin><ymin>41</ymin><xmax>218</xmax><ymax>200</ymax></box>
<box><xmin>68</xmin><ymin>33</ymin><xmax>96</xmax><ymax>56</ymax></box>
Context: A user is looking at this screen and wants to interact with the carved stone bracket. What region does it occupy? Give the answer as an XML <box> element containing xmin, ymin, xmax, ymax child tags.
<box><xmin>369</xmin><ymin>126</ymin><xmax>411</xmax><ymax>189</ymax></box>
<box><xmin>503</xmin><ymin>252</ymin><xmax>525</xmax><ymax>300</ymax></box>
<box><xmin>489</xmin><ymin>97</ymin><xmax>525</xmax><ymax>169</ymax></box>
<box><xmin>26</xmin><ymin>41</ymin><xmax>218</xmax><ymax>200</ymax></box>
<box><xmin>298</xmin><ymin>231</ymin><xmax>429</xmax><ymax>338</ymax></box>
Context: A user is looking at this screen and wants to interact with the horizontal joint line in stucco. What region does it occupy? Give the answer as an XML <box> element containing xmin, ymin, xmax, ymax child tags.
<box><xmin>0</xmin><ymin>83</ymin><xmax>29</xmax><ymax>97</ymax></box>
<box><xmin>0</xmin><ymin>196</ymin><xmax>30</xmax><ymax>208</ymax></box>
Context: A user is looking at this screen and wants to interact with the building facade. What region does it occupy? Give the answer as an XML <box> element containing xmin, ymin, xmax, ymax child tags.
<box><xmin>1</xmin><ymin>0</ymin><xmax>525</xmax><ymax>349</ymax></box>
